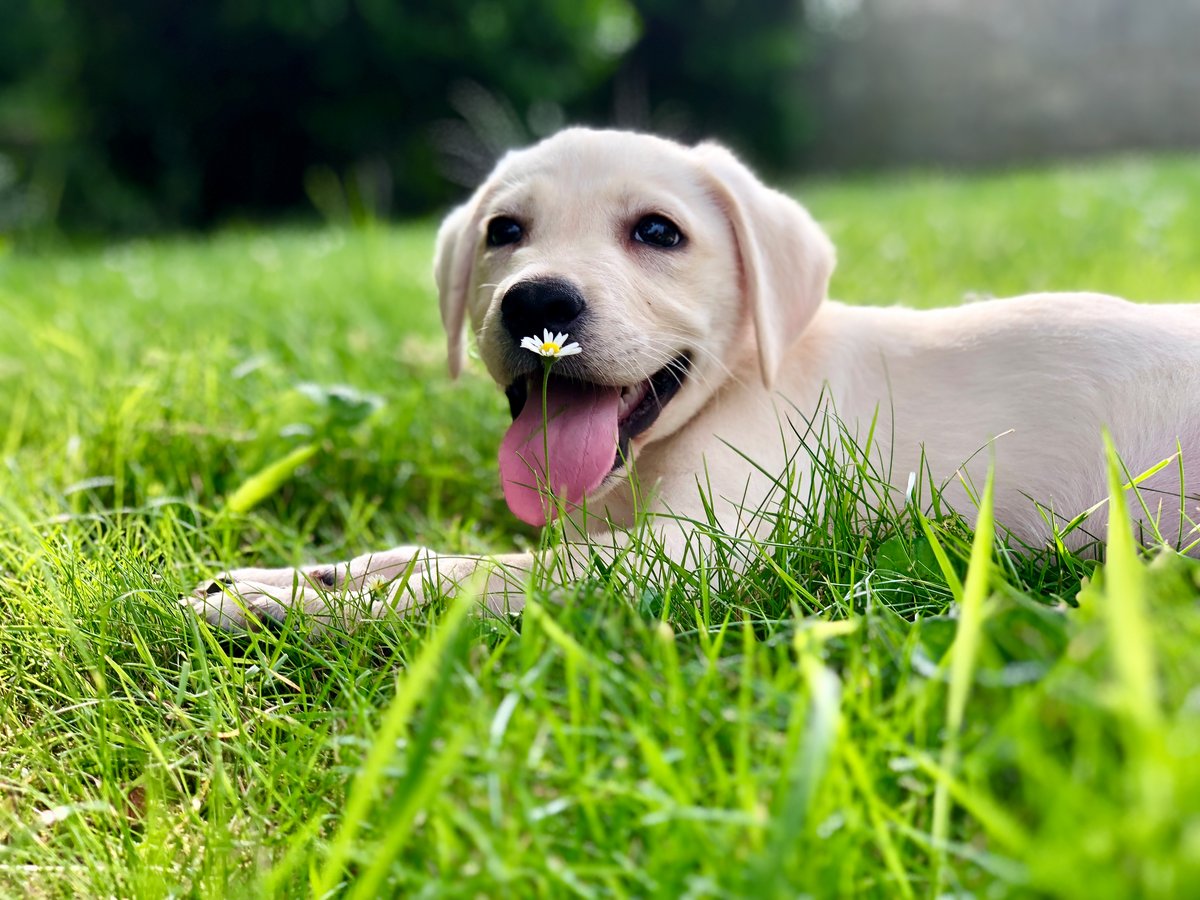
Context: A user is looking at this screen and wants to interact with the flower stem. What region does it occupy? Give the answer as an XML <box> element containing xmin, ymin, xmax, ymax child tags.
<box><xmin>540</xmin><ymin>357</ymin><xmax>553</xmax><ymax>522</ymax></box>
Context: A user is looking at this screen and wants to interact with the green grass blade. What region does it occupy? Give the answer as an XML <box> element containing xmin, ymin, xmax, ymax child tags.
<box><xmin>224</xmin><ymin>443</ymin><xmax>319</xmax><ymax>514</ymax></box>
<box><xmin>305</xmin><ymin>584</ymin><xmax>477</xmax><ymax>896</ymax></box>
<box><xmin>931</xmin><ymin>465</ymin><xmax>995</xmax><ymax>893</ymax></box>
<box><xmin>1100</xmin><ymin>431</ymin><xmax>1160</xmax><ymax>727</ymax></box>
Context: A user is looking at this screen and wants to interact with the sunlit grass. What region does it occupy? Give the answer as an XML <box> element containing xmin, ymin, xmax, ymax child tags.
<box><xmin>1</xmin><ymin>156</ymin><xmax>1199</xmax><ymax>896</ymax></box>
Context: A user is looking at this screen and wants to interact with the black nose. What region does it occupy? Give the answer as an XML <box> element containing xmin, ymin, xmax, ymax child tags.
<box><xmin>501</xmin><ymin>278</ymin><xmax>587</xmax><ymax>342</ymax></box>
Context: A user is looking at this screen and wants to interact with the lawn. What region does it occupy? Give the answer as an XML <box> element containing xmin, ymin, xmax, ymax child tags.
<box><xmin>2</xmin><ymin>155</ymin><xmax>1199</xmax><ymax>898</ymax></box>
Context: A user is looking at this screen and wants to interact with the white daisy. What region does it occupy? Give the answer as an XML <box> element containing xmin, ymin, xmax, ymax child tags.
<box><xmin>520</xmin><ymin>329</ymin><xmax>582</xmax><ymax>358</ymax></box>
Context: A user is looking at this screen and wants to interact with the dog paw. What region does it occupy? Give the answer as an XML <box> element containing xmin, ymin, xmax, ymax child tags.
<box><xmin>184</xmin><ymin>579</ymin><xmax>313</xmax><ymax>632</ymax></box>
<box><xmin>193</xmin><ymin>564</ymin><xmax>336</xmax><ymax>597</ymax></box>
<box><xmin>185</xmin><ymin>546</ymin><xmax>440</xmax><ymax>633</ymax></box>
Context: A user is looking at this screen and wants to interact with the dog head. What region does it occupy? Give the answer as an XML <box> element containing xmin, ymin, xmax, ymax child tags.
<box><xmin>434</xmin><ymin>128</ymin><xmax>835</xmax><ymax>525</ymax></box>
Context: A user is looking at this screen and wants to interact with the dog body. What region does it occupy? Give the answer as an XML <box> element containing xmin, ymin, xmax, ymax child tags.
<box><xmin>191</xmin><ymin>129</ymin><xmax>1200</xmax><ymax>630</ymax></box>
<box><xmin>603</xmin><ymin>294</ymin><xmax>1200</xmax><ymax>549</ymax></box>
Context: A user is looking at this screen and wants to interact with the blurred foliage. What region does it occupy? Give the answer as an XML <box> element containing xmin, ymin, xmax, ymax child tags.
<box><xmin>621</xmin><ymin>0</ymin><xmax>815</xmax><ymax>168</ymax></box>
<box><xmin>0</xmin><ymin>0</ymin><xmax>815</xmax><ymax>235</ymax></box>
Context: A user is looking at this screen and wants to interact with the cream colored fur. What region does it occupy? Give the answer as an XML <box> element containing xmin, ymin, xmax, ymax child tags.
<box><xmin>190</xmin><ymin>128</ymin><xmax>1200</xmax><ymax>631</ymax></box>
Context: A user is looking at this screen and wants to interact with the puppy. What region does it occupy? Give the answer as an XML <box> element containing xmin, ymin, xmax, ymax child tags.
<box><xmin>190</xmin><ymin>128</ymin><xmax>1200</xmax><ymax>630</ymax></box>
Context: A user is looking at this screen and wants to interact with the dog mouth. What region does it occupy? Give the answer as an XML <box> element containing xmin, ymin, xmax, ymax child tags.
<box><xmin>498</xmin><ymin>354</ymin><xmax>691</xmax><ymax>526</ymax></box>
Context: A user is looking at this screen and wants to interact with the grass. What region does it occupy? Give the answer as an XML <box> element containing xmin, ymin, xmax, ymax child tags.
<box><xmin>1</xmin><ymin>154</ymin><xmax>1199</xmax><ymax>897</ymax></box>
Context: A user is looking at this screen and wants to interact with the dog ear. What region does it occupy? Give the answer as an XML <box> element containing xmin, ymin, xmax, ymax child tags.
<box><xmin>693</xmin><ymin>142</ymin><xmax>836</xmax><ymax>389</ymax></box>
<box><xmin>433</xmin><ymin>196</ymin><xmax>486</xmax><ymax>379</ymax></box>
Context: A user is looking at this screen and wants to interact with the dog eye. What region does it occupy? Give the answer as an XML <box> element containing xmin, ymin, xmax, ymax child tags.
<box><xmin>632</xmin><ymin>214</ymin><xmax>683</xmax><ymax>248</ymax></box>
<box><xmin>487</xmin><ymin>216</ymin><xmax>524</xmax><ymax>248</ymax></box>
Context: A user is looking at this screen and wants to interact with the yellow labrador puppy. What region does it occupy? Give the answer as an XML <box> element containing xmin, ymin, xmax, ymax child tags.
<box><xmin>191</xmin><ymin>128</ymin><xmax>1200</xmax><ymax>630</ymax></box>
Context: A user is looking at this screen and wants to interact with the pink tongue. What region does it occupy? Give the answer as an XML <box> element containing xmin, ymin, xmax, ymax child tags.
<box><xmin>499</xmin><ymin>380</ymin><xmax>621</xmax><ymax>526</ymax></box>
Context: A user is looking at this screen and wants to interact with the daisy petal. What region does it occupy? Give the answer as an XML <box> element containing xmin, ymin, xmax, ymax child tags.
<box><xmin>521</xmin><ymin>331</ymin><xmax>582</xmax><ymax>358</ymax></box>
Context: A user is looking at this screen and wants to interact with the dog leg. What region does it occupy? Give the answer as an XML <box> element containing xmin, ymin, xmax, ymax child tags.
<box><xmin>187</xmin><ymin>546</ymin><xmax>543</xmax><ymax>632</ymax></box>
<box><xmin>186</xmin><ymin>521</ymin><xmax>694</xmax><ymax>633</ymax></box>
<box><xmin>188</xmin><ymin>545</ymin><xmax>441</xmax><ymax>633</ymax></box>
<box><xmin>195</xmin><ymin>544</ymin><xmax>436</xmax><ymax>594</ymax></box>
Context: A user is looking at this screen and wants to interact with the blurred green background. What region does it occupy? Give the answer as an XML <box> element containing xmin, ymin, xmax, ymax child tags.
<box><xmin>3</xmin><ymin>0</ymin><xmax>1199</xmax><ymax>238</ymax></box>
<box><xmin>0</xmin><ymin>0</ymin><xmax>813</xmax><ymax>234</ymax></box>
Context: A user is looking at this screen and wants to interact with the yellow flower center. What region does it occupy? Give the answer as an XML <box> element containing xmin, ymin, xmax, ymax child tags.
<box><xmin>540</xmin><ymin>341</ymin><xmax>561</xmax><ymax>354</ymax></box>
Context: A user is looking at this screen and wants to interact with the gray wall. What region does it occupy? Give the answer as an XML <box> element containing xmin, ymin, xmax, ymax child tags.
<box><xmin>809</xmin><ymin>0</ymin><xmax>1200</xmax><ymax>168</ymax></box>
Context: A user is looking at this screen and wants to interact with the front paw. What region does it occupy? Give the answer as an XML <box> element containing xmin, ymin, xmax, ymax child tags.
<box><xmin>184</xmin><ymin>578</ymin><xmax>317</xmax><ymax>632</ymax></box>
<box><xmin>193</xmin><ymin>564</ymin><xmax>336</xmax><ymax>597</ymax></box>
<box><xmin>185</xmin><ymin>546</ymin><xmax>439</xmax><ymax>633</ymax></box>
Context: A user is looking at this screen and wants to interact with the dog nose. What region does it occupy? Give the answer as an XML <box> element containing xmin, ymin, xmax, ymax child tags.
<box><xmin>501</xmin><ymin>278</ymin><xmax>587</xmax><ymax>342</ymax></box>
